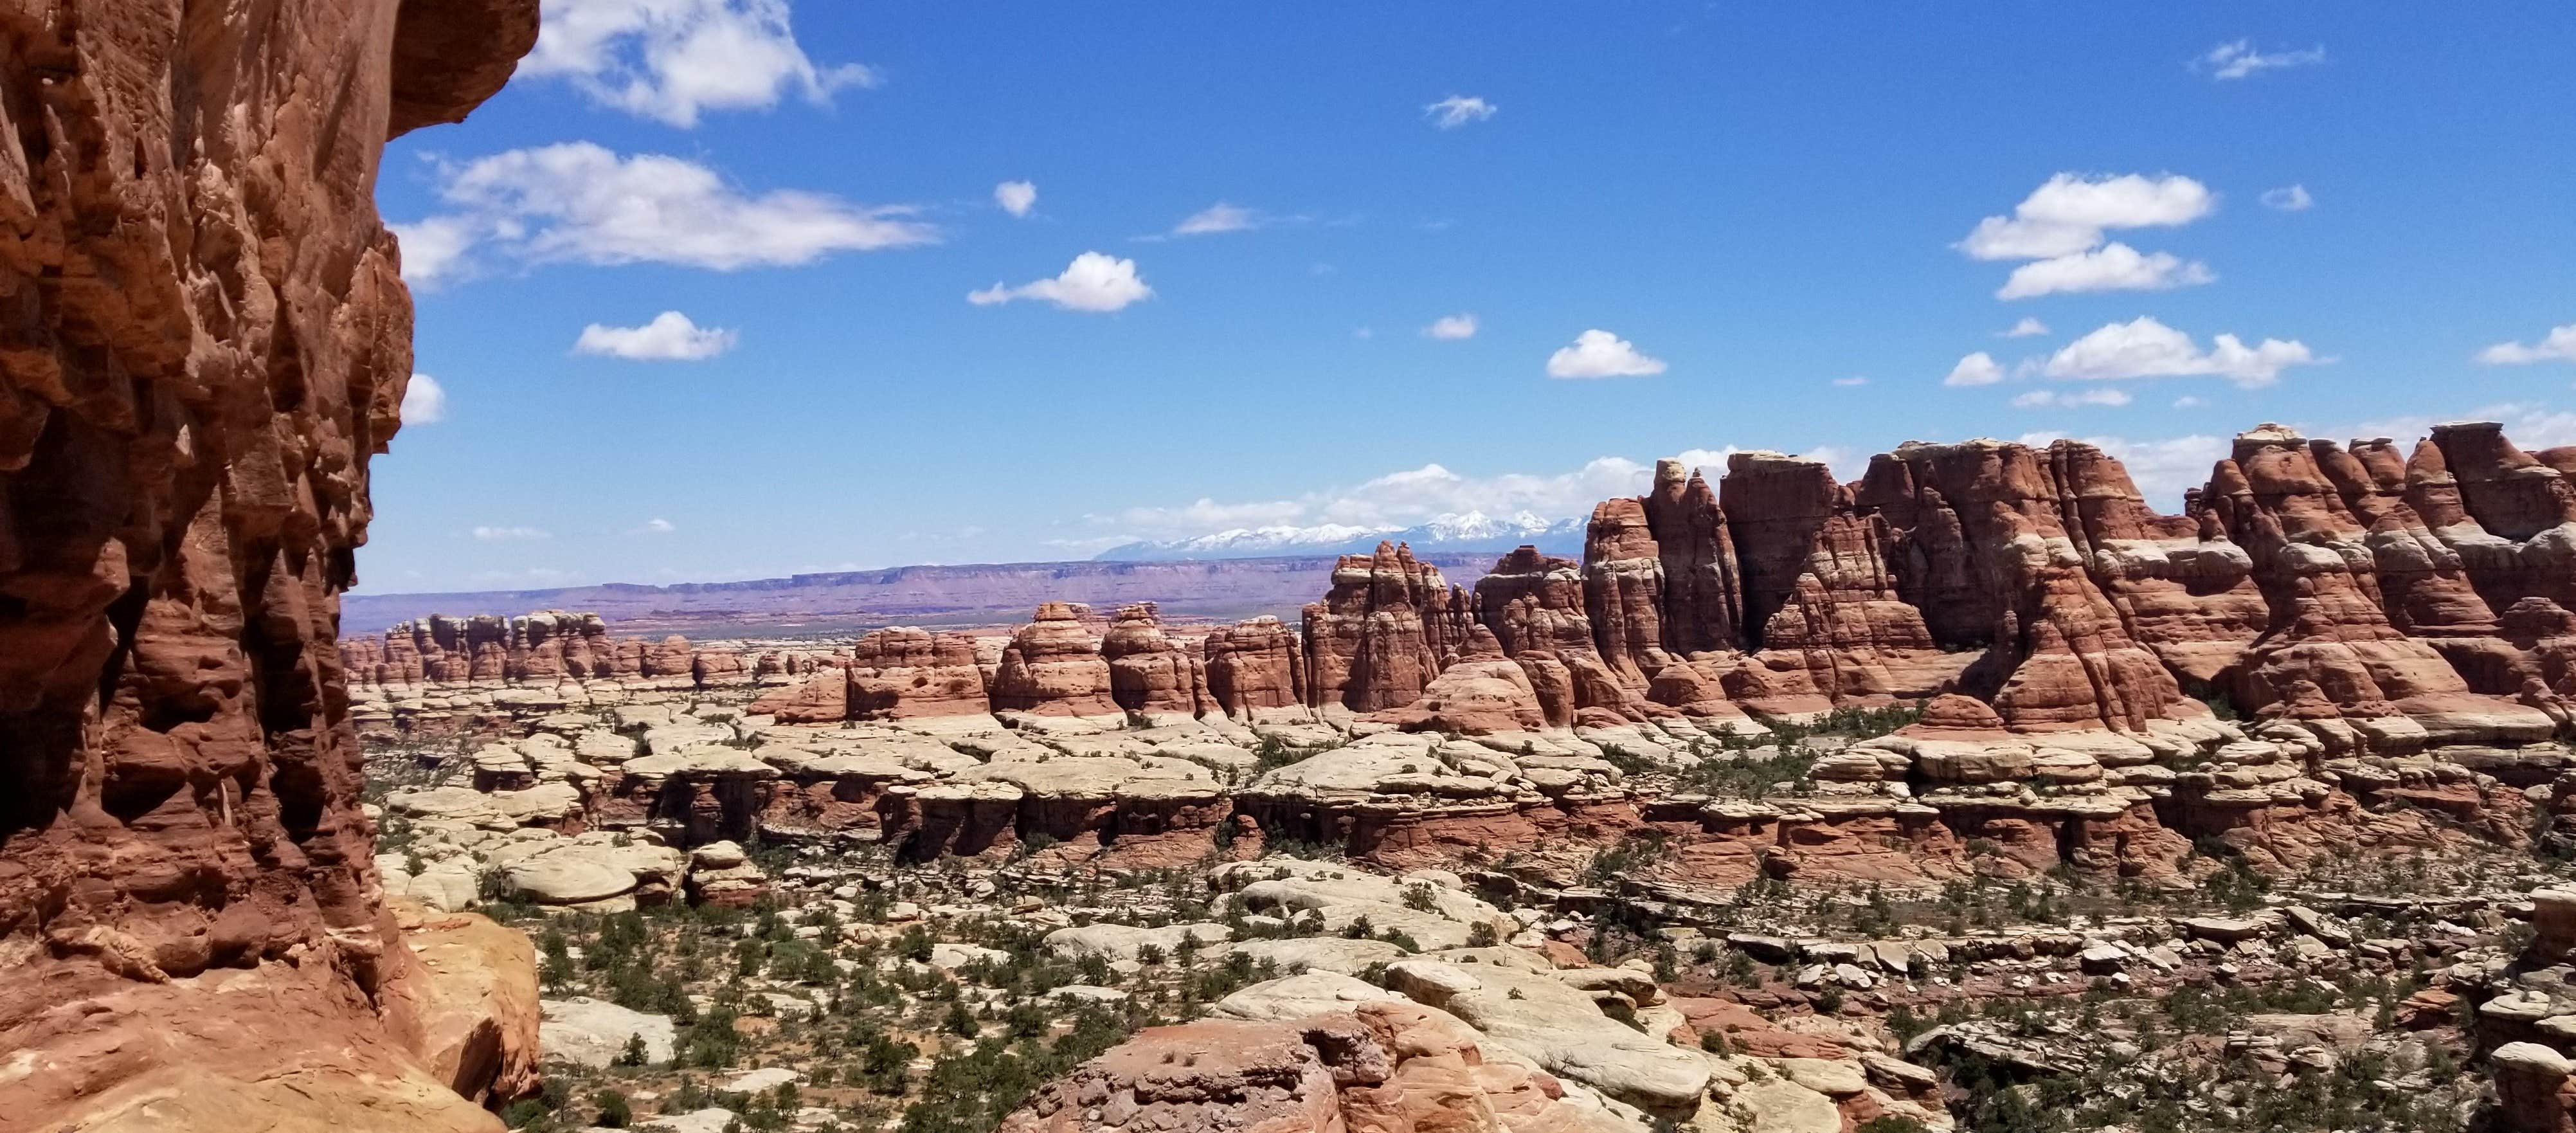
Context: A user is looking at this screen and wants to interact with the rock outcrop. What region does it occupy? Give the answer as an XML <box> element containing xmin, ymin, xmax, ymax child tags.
<box><xmin>1303</xmin><ymin>543</ymin><xmax>1473</xmax><ymax>714</ymax></box>
<box><xmin>991</xmin><ymin>602</ymin><xmax>1124</xmax><ymax>718</ymax></box>
<box><xmin>0</xmin><ymin>1</ymin><xmax>539</xmax><ymax>1130</ymax></box>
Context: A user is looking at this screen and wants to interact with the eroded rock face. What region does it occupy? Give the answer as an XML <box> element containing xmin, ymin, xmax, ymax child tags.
<box><xmin>1302</xmin><ymin>543</ymin><xmax>1473</xmax><ymax>713</ymax></box>
<box><xmin>1101</xmin><ymin>602</ymin><xmax>1206</xmax><ymax>717</ymax></box>
<box><xmin>991</xmin><ymin>603</ymin><xmax>1123</xmax><ymax>718</ymax></box>
<box><xmin>1202</xmin><ymin>616</ymin><xmax>1307</xmax><ymax>717</ymax></box>
<box><xmin>0</xmin><ymin>0</ymin><xmax>537</xmax><ymax>1128</ymax></box>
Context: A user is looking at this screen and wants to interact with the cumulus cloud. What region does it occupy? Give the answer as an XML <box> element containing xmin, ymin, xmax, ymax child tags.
<box><xmin>393</xmin><ymin>143</ymin><xmax>933</xmax><ymax>286</ymax></box>
<box><xmin>2001</xmin><ymin>317</ymin><xmax>2050</xmax><ymax>338</ymax></box>
<box><xmin>2011</xmin><ymin>387</ymin><xmax>2133</xmax><ymax>409</ymax></box>
<box><xmin>401</xmin><ymin>373</ymin><xmax>448</xmax><ymax>424</ymax></box>
<box><xmin>473</xmin><ymin>525</ymin><xmax>552</xmax><ymax>541</ymax></box>
<box><xmin>632</xmin><ymin>518</ymin><xmax>677</xmax><ymax>534</ymax></box>
<box><xmin>523</xmin><ymin>0</ymin><xmax>874</xmax><ymax>127</ymax></box>
<box><xmin>1424</xmin><ymin>95</ymin><xmax>1498</xmax><ymax>129</ymax></box>
<box><xmin>1956</xmin><ymin>174</ymin><xmax>2215</xmax><ymax>300</ymax></box>
<box><xmin>2261</xmin><ymin>185</ymin><xmax>2314</xmax><ymax>212</ymax></box>
<box><xmin>390</xmin><ymin>217</ymin><xmax>478</xmax><ymax>288</ymax></box>
<box><xmin>574</xmin><ymin>311</ymin><xmax>738</xmax><ymax>360</ymax></box>
<box><xmin>994</xmin><ymin>180</ymin><xmax>1038</xmax><ymax>217</ymax></box>
<box><xmin>2198</xmin><ymin>40</ymin><xmax>2326</xmax><ymax>81</ymax></box>
<box><xmin>1423</xmin><ymin>314</ymin><xmax>1478</xmax><ymax>340</ymax></box>
<box><xmin>2478</xmin><ymin>324</ymin><xmax>2576</xmax><ymax>365</ymax></box>
<box><xmin>1944</xmin><ymin>352</ymin><xmax>2005</xmax><ymax>387</ymax></box>
<box><xmin>968</xmin><ymin>251</ymin><xmax>1153</xmax><ymax>313</ymax></box>
<box><xmin>1958</xmin><ymin>173</ymin><xmax>2215</xmax><ymax>261</ymax></box>
<box><xmin>2042</xmin><ymin>316</ymin><xmax>2324</xmax><ymax>388</ymax></box>
<box><xmin>1995</xmin><ymin>242</ymin><xmax>2215</xmax><ymax>300</ymax></box>
<box><xmin>1546</xmin><ymin>329</ymin><xmax>1666</xmax><ymax>379</ymax></box>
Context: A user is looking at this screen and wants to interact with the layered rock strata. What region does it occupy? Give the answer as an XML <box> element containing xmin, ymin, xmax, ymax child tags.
<box><xmin>0</xmin><ymin>1</ymin><xmax>540</xmax><ymax>1129</ymax></box>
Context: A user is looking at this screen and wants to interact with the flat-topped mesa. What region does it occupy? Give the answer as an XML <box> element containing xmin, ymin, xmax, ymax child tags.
<box><xmin>1100</xmin><ymin>602</ymin><xmax>1209</xmax><ymax>717</ymax></box>
<box><xmin>1203</xmin><ymin>616</ymin><xmax>1308</xmax><ymax>717</ymax></box>
<box><xmin>1301</xmin><ymin>542</ymin><xmax>1472</xmax><ymax>714</ymax></box>
<box><xmin>0</xmin><ymin>0</ymin><xmax>542</xmax><ymax>1128</ymax></box>
<box><xmin>991</xmin><ymin>601</ymin><xmax>1124</xmax><ymax>717</ymax></box>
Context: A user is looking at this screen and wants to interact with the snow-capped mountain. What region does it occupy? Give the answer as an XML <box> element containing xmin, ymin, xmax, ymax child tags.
<box><xmin>1095</xmin><ymin>511</ymin><xmax>1585</xmax><ymax>562</ymax></box>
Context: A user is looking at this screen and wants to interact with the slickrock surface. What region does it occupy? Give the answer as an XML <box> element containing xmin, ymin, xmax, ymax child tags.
<box><xmin>0</xmin><ymin>1</ymin><xmax>537</xmax><ymax>1129</ymax></box>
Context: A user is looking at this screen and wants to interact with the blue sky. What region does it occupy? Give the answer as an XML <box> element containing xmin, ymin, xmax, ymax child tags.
<box><xmin>365</xmin><ymin>1</ymin><xmax>2576</xmax><ymax>594</ymax></box>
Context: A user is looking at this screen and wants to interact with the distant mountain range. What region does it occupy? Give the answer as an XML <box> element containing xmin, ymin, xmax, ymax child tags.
<box><xmin>1095</xmin><ymin>510</ymin><xmax>1585</xmax><ymax>562</ymax></box>
<box><xmin>339</xmin><ymin>552</ymin><xmax>1507</xmax><ymax>637</ymax></box>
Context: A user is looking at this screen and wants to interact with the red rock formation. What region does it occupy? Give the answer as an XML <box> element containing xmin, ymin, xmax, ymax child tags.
<box><xmin>1201</xmin><ymin>616</ymin><xmax>1306</xmax><ymax>716</ymax></box>
<box><xmin>1475</xmin><ymin>546</ymin><xmax>1639</xmax><ymax>716</ymax></box>
<box><xmin>0</xmin><ymin>1</ymin><xmax>539</xmax><ymax>1129</ymax></box>
<box><xmin>845</xmin><ymin>626</ymin><xmax>993</xmax><ymax>719</ymax></box>
<box><xmin>1301</xmin><ymin>543</ymin><xmax>1472</xmax><ymax>712</ymax></box>
<box><xmin>1583</xmin><ymin>497</ymin><xmax>1673</xmax><ymax>685</ymax></box>
<box><xmin>343</xmin><ymin>610</ymin><xmax>734</xmax><ymax>687</ymax></box>
<box><xmin>1099</xmin><ymin>602</ymin><xmax>1206</xmax><ymax>716</ymax></box>
<box><xmin>991</xmin><ymin>602</ymin><xmax>1122</xmax><ymax>716</ymax></box>
<box><xmin>1001</xmin><ymin>1003</ymin><xmax>1630</xmax><ymax>1133</ymax></box>
<box><xmin>1643</xmin><ymin>457</ymin><xmax>1746</xmax><ymax>655</ymax></box>
<box><xmin>1371</xmin><ymin>626</ymin><xmax>1551</xmax><ymax>734</ymax></box>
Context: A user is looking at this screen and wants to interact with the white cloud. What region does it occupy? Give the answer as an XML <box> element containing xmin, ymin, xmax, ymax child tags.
<box><xmin>1353</xmin><ymin>327</ymin><xmax>1376</xmax><ymax>340</ymax></box>
<box><xmin>1171</xmin><ymin>203</ymin><xmax>1261</xmax><ymax>237</ymax></box>
<box><xmin>390</xmin><ymin>217</ymin><xmax>479</xmax><ymax>288</ymax></box>
<box><xmin>2260</xmin><ymin>184</ymin><xmax>2314</xmax><ymax>212</ymax></box>
<box><xmin>2174</xmin><ymin>395</ymin><xmax>2209</xmax><ymax>408</ymax></box>
<box><xmin>2017</xmin><ymin>432</ymin><xmax>2227</xmax><ymax>509</ymax></box>
<box><xmin>2011</xmin><ymin>387</ymin><xmax>2133</xmax><ymax>409</ymax></box>
<box><xmin>1424</xmin><ymin>95</ymin><xmax>1498</xmax><ymax>129</ymax></box>
<box><xmin>632</xmin><ymin>518</ymin><xmax>677</xmax><ymax>534</ymax></box>
<box><xmin>1423</xmin><ymin>314</ymin><xmax>1478</xmax><ymax>340</ymax></box>
<box><xmin>2001</xmin><ymin>317</ymin><xmax>2050</xmax><ymax>338</ymax></box>
<box><xmin>473</xmin><ymin>525</ymin><xmax>551</xmax><ymax>541</ymax></box>
<box><xmin>394</xmin><ymin>143</ymin><xmax>933</xmax><ymax>285</ymax></box>
<box><xmin>1101</xmin><ymin>456</ymin><xmax>1656</xmax><ymax>538</ymax></box>
<box><xmin>1995</xmin><ymin>242</ymin><xmax>2214</xmax><ymax>300</ymax></box>
<box><xmin>1957</xmin><ymin>173</ymin><xmax>2215</xmax><ymax>262</ymax></box>
<box><xmin>994</xmin><ymin>180</ymin><xmax>1038</xmax><ymax>218</ymax></box>
<box><xmin>2199</xmin><ymin>40</ymin><xmax>2326</xmax><ymax>81</ymax></box>
<box><xmin>401</xmin><ymin>373</ymin><xmax>447</xmax><ymax>424</ymax></box>
<box><xmin>522</xmin><ymin>0</ymin><xmax>874</xmax><ymax>127</ymax></box>
<box><xmin>1832</xmin><ymin>376</ymin><xmax>1869</xmax><ymax>387</ymax></box>
<box><xmin>968</xmin><ymin>251</ymin><xmax>1153</xmax><ymax>313</ymax></box>
<box><xmin>1944</xmin><ymin>352</ymin><xmax>2005</xmax><ymax>387</ymax></box>
<box><xmin>2042</xmin><ymin>316</ymin><xmax>2323</xmax><ymax>388</ymax></box>
<box><xmin>1546</xmin><ymin>329</ymin><xmax>1666</xmax><ymax>379</ymax></box>
<box><xmin>2478</xmin><ymin>324</ymin><xmax>2576</xmax><ymax>365</ymax></box>
<box><xmin>574</xmin><ymin>311</ymin><xmax>738</xmax><ymax>360</ymax></box>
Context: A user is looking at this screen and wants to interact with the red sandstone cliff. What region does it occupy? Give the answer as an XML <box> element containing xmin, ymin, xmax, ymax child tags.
<box><xmin>0</xmin><ymin>1</ymin><xmax>540</xmax><ymax>1129</ymax></box>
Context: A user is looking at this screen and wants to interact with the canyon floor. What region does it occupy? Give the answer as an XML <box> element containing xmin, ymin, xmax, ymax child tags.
<box><xmin>358</xmin><ymin>659</ymin><xmax>2576</xmax><ymax>1133</ymax></box>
